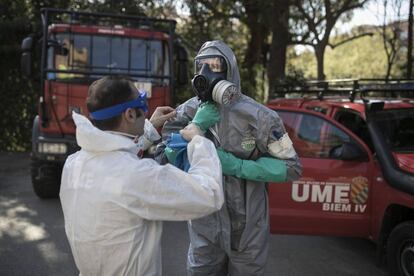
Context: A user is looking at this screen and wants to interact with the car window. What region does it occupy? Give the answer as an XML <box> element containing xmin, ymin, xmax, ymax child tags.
<box><xmin>335</xmin><ymin>110</ymin><xmax>374</xmax><ymax>151</ymax></box>
<box><xmin>305</xmin><ymin>106</ymin><xmax>328</xmax><ymax>114</ymax></box>
<box><xmin>111</xmin><ymin>37</ymin><xmax>129</xmax><ymax>71</ymax></box>
<box><xmin>92</xmin><ymin>36</ymin><xmax>129</xmax><ymax>72</ymax></box>
<box><xmin>278</xmin><ymin>111</ymin><xmax>351</xmax><ymax>158</ymax></box>
<box><xmin>298</xmin><ymin>115</ymin><xmax>322</xmax><ymax>143</ymax></box>
<box><xmin>92</xmin><ymin>36</ymin><xmax>110</xmax><ymax>69</ymax></box>
<box><xmin>49</xmin><ymin>33</ymin><xmax>167</xmax><ymax>80</ymax></box>
<box><xmin>131</xmin><ymin>39</ymin><xmax>164</xmax><ymax>75</ymax></box>
<box><xmin>373</xmin><ymin>108</ymin><xmax>414</xmax><ymax>152</ymax></box>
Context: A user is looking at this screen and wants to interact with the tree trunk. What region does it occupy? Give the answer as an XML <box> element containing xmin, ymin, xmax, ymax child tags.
<box><xmin>386</xmin><ymin>61</ymin><xmax>393</xmax><ymax>81</ymax></box>
<box><xmin>242</xmin><ymin>0</ymin><xmax>268</xmax><ymax>98</ymax></box>
<box><xmin>244</xmin><ymin>28</ymin><xmax>264</xmax><ymax>94</ymax></box>
<box><xmin>315</xmin><ymin>45</ymin><xmax>326</xmax><ymax>80</ymax></box>
<box><xmin>267</xmin><ymin>0</ymin><xmax>289</xmax><ymax>97</ymax></box>
<box><xmin>408</xmin><ymin>0</ymin><xmax>413</xmax><ymax>79</ymax></box>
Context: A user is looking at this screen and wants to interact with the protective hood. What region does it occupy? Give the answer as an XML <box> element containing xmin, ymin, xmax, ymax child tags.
<box><xmin>196</xmin><ymin>40</ymin><xmax>241</xmax><ymax>94</ymax></box>
<box><xmin>72</xmin><ymin>112</ymin><xmax>136</xmax><ymax>153</ymax></box>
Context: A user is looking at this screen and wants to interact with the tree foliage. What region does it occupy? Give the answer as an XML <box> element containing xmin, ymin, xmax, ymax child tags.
<box><xmin>290</xmin><ymin>0</ymin><xmax>369</xmax><ymax>80</ymax></box>
<box><xmin>0</xmin><ymin>0</ymin><xmax>37</xmax><ymax>151</ymax></box>
<box><xmin>0</xmin><ymin>0</ymin><xmax>412</xmax><ymax>151</ymax></box>
<box><xmin>288</xmin><ymin>28</ymin><xmax>406</xmax><ymax>79</ymax></box>
<box><xmin>377</xmin><ymin>0</ymin><xmax>406</xmax><ymax>80</ymax></box>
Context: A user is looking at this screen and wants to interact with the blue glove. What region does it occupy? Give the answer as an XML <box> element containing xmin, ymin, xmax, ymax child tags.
<box><xmin>165</xmin><ymin>133</ymin><xmax>190</xmax><ymax>172</ymax></box>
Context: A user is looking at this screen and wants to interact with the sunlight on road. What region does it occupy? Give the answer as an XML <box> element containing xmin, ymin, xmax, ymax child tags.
<box><xmin>37</xmin><ymin>241</ymin><xmax>62</xmax><ymax>263</ymax></box>
<box><xmin>0</xmin><ymin>197</ymin><xmax>47</xmax><ymax>241</ymax></box>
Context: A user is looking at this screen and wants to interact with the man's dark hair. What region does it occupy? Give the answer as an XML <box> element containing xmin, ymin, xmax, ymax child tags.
<box><xmin>86</xmin><ymin>76</ymin><xmax>142</xmax><ymax>130</ymax></box>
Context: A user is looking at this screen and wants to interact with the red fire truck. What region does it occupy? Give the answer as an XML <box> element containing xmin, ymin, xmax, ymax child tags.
<box><xmin>21</xmin><ymin>8</ymin><xmax>188</xmax><ymax>199</ymax></box>
<box><xmin>267</xmin><ymin>79</ymin><xmax>414</xmax><ymax>276</ymax></box>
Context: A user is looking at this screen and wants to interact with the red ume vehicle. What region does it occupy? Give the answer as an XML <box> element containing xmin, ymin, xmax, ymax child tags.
<box><xmin>266</xmin><ymin>79</ymin><xmax>414</xmax><ymax>276</ymax></box>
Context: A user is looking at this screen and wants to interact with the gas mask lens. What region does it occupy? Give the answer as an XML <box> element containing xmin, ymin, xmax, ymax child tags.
<box><xmin>195</xmin><ymin>56</ymin><xmax>227</xmax><ymax>74</ymax></box>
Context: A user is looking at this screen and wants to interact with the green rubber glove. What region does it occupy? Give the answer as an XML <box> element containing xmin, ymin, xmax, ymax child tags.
<box><xmin>191</xmin><ymin>102</ymin><xmax>220</xmax><ymax>132</ymax></box>
<box><xmin>216</xmin><ymin>148</ymin><xmax>287</xmax><ymax>182</ymax></box>
<box><xmin>165</xmin><ymin>146</ymin><xmax>179</xmax><ymax>164</ymax></box>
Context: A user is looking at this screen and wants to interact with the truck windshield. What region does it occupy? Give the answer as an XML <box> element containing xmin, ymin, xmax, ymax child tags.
<box><xmin>47</xmin><ymin>33</ymin><xmax>168</xmax><ymax>81</ymax></box>
<box><xmin>373</xmin><ymin>108</ymin><xmax>414</xmax><ymax>152</ymax></box>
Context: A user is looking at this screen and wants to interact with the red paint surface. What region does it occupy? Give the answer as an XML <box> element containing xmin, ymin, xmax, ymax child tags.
<box><xmin>393</xmin><ymin>153</ymin><xmax>414</xmax><ymax>174</ymax></box>
<box><xmin>49</xmin><ymin>24</ymin><xmax>169</xmax><ymax>40</ymax></box>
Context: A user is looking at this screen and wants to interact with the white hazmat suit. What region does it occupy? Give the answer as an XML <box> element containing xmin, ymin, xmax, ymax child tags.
<box><xmin>60</xmin><ymin>112</ymin><xmax>224</xmax><ymax>276</ymax></box>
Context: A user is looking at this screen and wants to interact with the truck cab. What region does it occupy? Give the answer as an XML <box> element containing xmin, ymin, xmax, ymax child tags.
<box><xmin>21</xmin><ymin>8</ymin><xmax>188</xmax><ymax>199</ymax></box>
<box><xmin>267</xmin><ymin>79</ymin><xmax>414</xmax><ymax>276</ymax></box>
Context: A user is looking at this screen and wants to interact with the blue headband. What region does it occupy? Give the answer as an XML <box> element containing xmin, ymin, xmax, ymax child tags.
<box><xmin>90</xmin><ymin>90</ymin><xmax>148</xmax><ymax>120</ymax></box>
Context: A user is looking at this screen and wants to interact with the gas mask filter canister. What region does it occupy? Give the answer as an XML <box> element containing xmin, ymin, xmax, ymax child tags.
<box><xmin>212</xmin><ymin>80</ymin><xmax>239</xmax><ymax>105</ymax></box>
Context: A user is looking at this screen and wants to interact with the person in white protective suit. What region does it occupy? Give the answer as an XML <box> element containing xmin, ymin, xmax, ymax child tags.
<box><xmin>60</xmin><ymin>76</ymin><xmax>224</xmax><ymax>276</ymax></box>
<box><xmin>155</xmin><ymin>41</ymin><xmax>303</xmax><ymax>275</ymax></box>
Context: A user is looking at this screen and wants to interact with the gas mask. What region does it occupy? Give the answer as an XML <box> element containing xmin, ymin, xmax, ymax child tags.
<box><xmin>191</xmin><ymin>56</ymin><xmax>239</xmax><ymax>105</ymax></box>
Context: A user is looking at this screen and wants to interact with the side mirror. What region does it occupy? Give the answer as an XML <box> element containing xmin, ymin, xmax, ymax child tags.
<box><xmin>22</xmin><ymin>36</ymin><xmax>34</xmax><ymax>51</ymax></box>
<box><xmin>329</xmin><ymin>142</ymin><xmax>368</xmax><ymax>161</ymax></box>
<box><xmin>176</xmin><ymin>45</ymin><xmax>188</xmax><ymax>85</ymax></box>
<box><xmin>21</xmin><ymin>36</ymin><xmax>34</xmax><ymax>77</ymax></box>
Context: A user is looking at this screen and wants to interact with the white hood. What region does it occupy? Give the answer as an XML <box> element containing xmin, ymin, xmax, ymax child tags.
<box><xmin>72</xmin><ymin>112</ymin><xmax>136</xmax><ymax>153</ymax></box>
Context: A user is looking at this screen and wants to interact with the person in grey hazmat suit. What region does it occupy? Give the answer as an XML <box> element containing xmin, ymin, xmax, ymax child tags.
<box><xmin>155</xmin><ymin>41</ymin><xmax>302</xmax><ymax>275</ymax></box>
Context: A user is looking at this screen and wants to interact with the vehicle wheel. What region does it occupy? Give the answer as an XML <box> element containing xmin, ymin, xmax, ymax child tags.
<box><xmin>387</xmin><ymin>221</ymin><xmax>414</xmax><ymax>276</ymax></box>
<box><xmin>30</xmin><ymin>158</ymin><xmax>62</xmax><ymax>199</ymax></box>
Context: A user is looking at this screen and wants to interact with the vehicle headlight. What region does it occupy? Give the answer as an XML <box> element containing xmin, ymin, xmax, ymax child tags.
<box><xmin>38</xmin><ymin>143</ymin><xmax>67</xmax><ymax>154</ymax></box>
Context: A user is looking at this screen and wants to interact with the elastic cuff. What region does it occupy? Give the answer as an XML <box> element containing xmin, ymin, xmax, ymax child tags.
<box><xmin>144</xmin><ymin>119</ymin><xmax>161</xmax><ymax>142</ymax></box>
<box><xmin>140</xmin><ymin>136</ymin><xmax>153</xmax><ymax>151</ymax></box>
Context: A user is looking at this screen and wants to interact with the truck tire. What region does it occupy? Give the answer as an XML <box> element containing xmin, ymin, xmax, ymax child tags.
<box><xmin>387</xmin><ymin>221</ymin><xmax>414</xmax><ymax>276</ymax></box>
<box><xmin>30</xmin><ymin>158</ymin><xmax>62</xmax><ymax>199</ymax></box>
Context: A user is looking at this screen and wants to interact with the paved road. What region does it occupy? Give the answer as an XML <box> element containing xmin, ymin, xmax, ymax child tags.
<box><xmin>0</xmin><ymin>152</ymin><xmax>388</xmax><ymax>276</ymax></box>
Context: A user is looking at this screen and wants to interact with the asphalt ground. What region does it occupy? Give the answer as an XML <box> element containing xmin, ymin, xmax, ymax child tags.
<box><xmin>0</xmin><ymin>152</ymin><xmax>388</xmax><ymax>276</ymax></box>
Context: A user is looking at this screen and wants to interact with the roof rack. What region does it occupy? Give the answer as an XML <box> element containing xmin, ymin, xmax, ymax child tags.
<box><xmin>41</xmin><ymin>8</ymin><xmax>176</xmax><ymax>35</ymax></box>
<box><xmin>271</xmin><ymin>79</ymin><xmax>414</xmax><ymax>102</ymax></box>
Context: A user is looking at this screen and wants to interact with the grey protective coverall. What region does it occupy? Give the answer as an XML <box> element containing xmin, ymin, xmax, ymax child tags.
<box><xmin>155</xmin><ymin>40</ymin><xmax>302</xmax><ymax>275</ymax></box>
